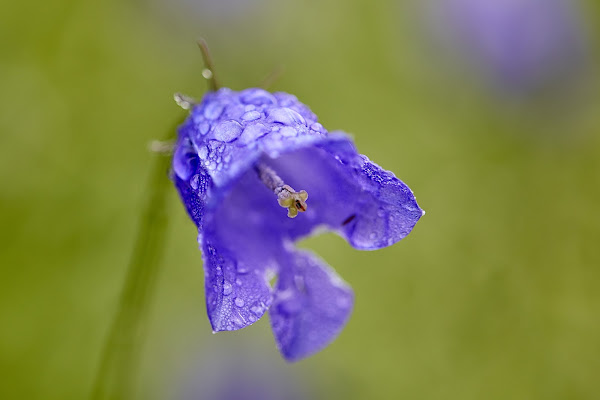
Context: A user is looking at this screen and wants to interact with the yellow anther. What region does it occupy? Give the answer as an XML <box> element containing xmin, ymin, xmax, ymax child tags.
<box><xmin>255</xmin><ymin>163</ymin><xmax>309</xmax><ymax>219</ymax></box>
<box><xmin>277</xmin><ymin>185</ymin><xmax>308</xmax><ymax>218</ymax></box>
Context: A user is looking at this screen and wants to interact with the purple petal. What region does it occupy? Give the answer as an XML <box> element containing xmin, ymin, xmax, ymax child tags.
<box><xmin>269</xmin><ymin>249</ymin><xmax>353</xmax><ymax>361</ymax></box>
<box><xmin>173</xmin><ymin>150</ymin><xmax>212</xmax><ymax>229</ymax></box>
<box><xmin>202</xmin><ymin>239</ymin><xmax>273</xmax><ymax>332</ymax></box>
<box><xmin>255</xmin><ymin>135</ymin><xmax>424</xmax><ymax>250</ymax></box>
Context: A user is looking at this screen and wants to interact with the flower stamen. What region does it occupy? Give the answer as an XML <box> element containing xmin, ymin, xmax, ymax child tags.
<box><xmin>255</xmin><ymin>163</ymin><xmax>308</xmax><ymax>218</ymax></box>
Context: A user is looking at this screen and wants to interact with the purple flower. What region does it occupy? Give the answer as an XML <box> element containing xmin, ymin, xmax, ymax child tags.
<box><xmin>172</xmin><ymin>87</ymin><xmax>423</xmax><ymax>361</ymax></box>
<box><xmin>177</xmin><ymin>343</ymin><xmax>309</xmax><ymax>400</ymax></box>
<box><xmin>425</xmin><ymin>0</ymin><xmax>587</xmax><ymax>94</ymax></box>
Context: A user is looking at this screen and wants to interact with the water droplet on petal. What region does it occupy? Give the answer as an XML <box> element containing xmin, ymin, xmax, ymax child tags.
<box><xmin>199</xmin><ymin>121</ymin><xmax>210</xmax><ymax>135</ymax></box>
<box><xmin>241</xmin><ymin>110</ymin><xmax>261</xmax><ymax>121</ymax></box>
<box><xmin>236</xmin><ymin>278</ymin><xmax>242</xmax><ymax>286</ymax></box>
<box><xmin>223</xmin><ymin>281</ymin><xmax>233</xmax><ymax>295</ymax></box>
<box><xmin>248</xmin><ymin>315</ymin><xmax>256</xmax><ymax>322</ymax></box>
<box><xmin>198</xmin><ymin>145</ymin><xmax>209</xmax><ymax>160</ymax></box>
<box><xmin>234</xmin><ymin>297</ymin><xmax>245</xmax><ymax>307</ymax></box>
<box><xmin>311</xmin><ymin>122</ymin><xmax>324</xmax><ymax>133</ymax></box>
<box><xmin>250</xmin><ymin>305</ymin><xmax>263</xmax><ymax>315</ymax></box>
<box><xmin>280</xmin><ymin>126</ymin><xmax>298</xmax><ymax>137</ymax></box>
<box><xmin>213</xmin><ymin>120</ymin><xmax>243</xmax><ymax>142</ymax></box>
<box><xmin>241</xmin><ymin>88</ymin><xmax>277</xmax><ymax>105</ymax></box>
<box><xmin>204</xmin><ymin>102</ymin><xmax>224</xmax><ymax>120</ymax></box>
<box><xmin>268</xmin><ymin>107</ymin><xmax>306</xmax><ymax>126</ymax></box>
<box><xmin>239</xmin><ymin>123</ymin><xmax>270</xmax><ymax>144</ymax></box>
<box><xmin>190</xmin><ymin>174</ymin><xmax>200</xmax><ymax>190</ymax></box>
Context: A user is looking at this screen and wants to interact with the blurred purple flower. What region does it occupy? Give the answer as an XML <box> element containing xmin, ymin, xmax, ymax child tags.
<box><xmin>426</xmin><ymin>0</ymin><xmax>587</xmax><ymax>94</ymax></box>
<box><xmin>178</xmin><ymin>344</ymin><xmax>308</xmax><ymax>400</ymax></box>
<box><xmin>172</xmin><ymin>87</ymin><xmax>423</xmax><ymax>361</ymax></box>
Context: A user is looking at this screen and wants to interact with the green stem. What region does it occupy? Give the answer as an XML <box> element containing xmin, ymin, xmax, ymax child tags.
<box><xmin>90</xmin><ymin>118</ymin><xmax>181</xmax><ymax>400</ymax></box>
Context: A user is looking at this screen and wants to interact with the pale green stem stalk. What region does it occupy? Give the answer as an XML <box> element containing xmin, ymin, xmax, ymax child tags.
<box><xmin>90</xmin><ymin>118</ymin><xmax>181</xmax><ymax>400</ymax></box>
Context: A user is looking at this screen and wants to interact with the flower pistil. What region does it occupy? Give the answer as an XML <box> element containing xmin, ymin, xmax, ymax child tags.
<box><xmin>255</xmin><ymin>162</ymin><xmax>308</xmax><ymax>218</ymax></box>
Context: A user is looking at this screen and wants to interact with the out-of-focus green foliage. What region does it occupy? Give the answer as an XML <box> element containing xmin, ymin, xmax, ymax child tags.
<box><xmin>1</xmin><ymin>0</ymin><xmax>599</xmax><ymax>399</ymax></box>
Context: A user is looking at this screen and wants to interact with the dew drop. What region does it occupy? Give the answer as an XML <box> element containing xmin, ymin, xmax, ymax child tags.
<box><xmin>239</xmin><ymin>123</ymin><xmax>269</xmax><ymax>144</ymax></box>
<box><xmin>311</xmin><ymin>122</ymin><xmax>324</xmax><ymax>133</ymax></box>
<box><xmin>241</xmin><ymin>110</ymin><xmax>261</xmax><ymax>121</ymax></box>
<box><xmin>190</xmin><ymin>174</ymin><xmax>200</xmax><ymax>190</ymax></box>
<box><xmin>223</xmin><ymin>281</ymin><xmax>233</xmax><ymax>296</ymax></box>
<box><xmin>213</xmin><ymin>120</ymin><xmax>243</xmax><ymax>142</ymax></box>
<box><xmin>369</xmin><ymin>232</ymin><xmax>377</xmax><ymax>240</ymax></box>
<box><xmin>198</xmin><ymin>145</ymin><xmax>209</xmax><ymax>160</ymax></box>
<box><xmin>234</xmin><ymin>297</ymin><xmax>245</xmax><ymax>307</ymax></box>
<box><xmin>280</xmin><ymin>126</ymin><xmax>298</xmax><ymax>137</ymax></box>
<box><xmin>236</xmin><ymin>278</ymin><xmax>242</xmax><ymax>286</ymax></box>
<box><xmin>248</xmin><ymin>315</ymin><xmax>256</xmax><ymax>322</ymax></box>
<box><xmin>241</xmin><ymin>88</ymin><xmax>276</xmax><ymax>105</ymax></box>
<box><xmin>204</xmin><ymin>102</ymin><xmax>224</xmax><ymax>120</ymax></box>
<box><xmin>199</xmin><ymin>121</ymin><xmax>210</xmax><ymax>135</ymax></box>
<box><xmin>250</xmin><ymin>305</ymin><xmax>263</xmax><ymax>315</ymax></box>
<box><xmin>268</xmin><ymin>107</ymin><xmax>306</xmax><ymax>126</ymax></box>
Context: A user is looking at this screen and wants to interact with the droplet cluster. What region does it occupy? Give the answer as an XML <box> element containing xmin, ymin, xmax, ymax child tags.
<box><xmin>177</xmin><ymin>88</ymin><xmax>327</xmax><ymax>187</ymax></box>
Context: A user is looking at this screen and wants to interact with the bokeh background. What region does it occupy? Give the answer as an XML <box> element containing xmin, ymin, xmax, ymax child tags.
<box><xmin>1</xmin><ymin>0</ymin><xmax>599</xmax><ymax>399</ymax></box>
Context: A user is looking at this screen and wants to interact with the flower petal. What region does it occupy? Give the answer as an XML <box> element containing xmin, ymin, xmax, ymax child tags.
<box><xmin>173</xmin><ymin>145</ymin><xmax>213</xmax><ymax>229</ymax></box>
<box><xmin>202</xmin><ymin>239</ymin><xmax>273</xmax><ymax>332</ymax></box>
<box><xmin>257</xmin><ymin>134</ymin><xmax>424</xmax><ymax>250</ymax></box>
<box><xmin>269</xmin><ymin>249</ymin><xmax>354</xmax><ymax>361</ymax></box>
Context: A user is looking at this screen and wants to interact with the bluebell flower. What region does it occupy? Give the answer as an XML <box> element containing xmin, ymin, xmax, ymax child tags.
<box><xmin>172</xmin><ymin>87</ymin><xmax>424</xmax><ymax>361</ymax></box>
<box><xmin>424</xmin><ymin>0</ymin><xmax>587</xmax><ymax>95</ymax></box>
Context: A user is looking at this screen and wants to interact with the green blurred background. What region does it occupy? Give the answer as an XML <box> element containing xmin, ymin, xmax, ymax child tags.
<box><xmin>1</xmin><ymin>0</ymin><xmax>599</xmax><ymax>399</ymax></box>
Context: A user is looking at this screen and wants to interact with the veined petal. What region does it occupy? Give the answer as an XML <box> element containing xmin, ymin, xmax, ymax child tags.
<box><xmin>269</xmin><ymin>249</ymin><xmax>353</xmax><ymax>361</ymax></box>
